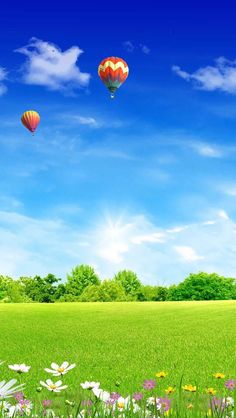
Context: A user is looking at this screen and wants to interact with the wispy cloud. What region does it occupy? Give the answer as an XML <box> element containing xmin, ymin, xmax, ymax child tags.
<box><xmin>15</xmin><ymin>37</ymin><xmax>90</xmax><ymax>93</ymax></box>
<box><xmin>0</xmin><ymin>67</ymin><xmax>8</xmax><ymax>96</ymax></box>
<box><xmin>123</xmin><ymin>41</ymin><xmax>150</xmax><ymax>54</ymax></box>
<box><xmin>58</xmin><ymin>112</ymin><xmax>126</xmax><ymax>129</ymax></box>
<box><xmin>123</xmin><ymin>41</ymin><xmax>135</xmax><ymax>53</ymax></box>
<box><xmin>0</xmin><ymin>208</ymin><xmax>235</xmax><ymax>283</ymax></box>
<box><xmin>188</xmin><ymin>141</ymin><xmax>223</xmax><ymax>158</ymax></box>
<box><xmin>172</xmin><ymin>57</ymin><xmax>236</xmax><ymax>94</ymax></box>
<box><xmin>174</xmin><ymin>245</ymin><xmax>204</xmax><ymax>262</ymax></box>
<box><xmin>140</xmin><ymin>44</ymin><xmax>150</xmax><ymax>54</ymax></box>
<box><xmin>74</xmin><ymin>116</ymin><xmax>98</xmax><ymax>126</ymax></box>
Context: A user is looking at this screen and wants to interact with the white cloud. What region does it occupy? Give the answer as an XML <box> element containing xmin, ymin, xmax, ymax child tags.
<box><xmin>218</xmin><ymin>209</ymin><xmax>230</xmax><ymax>220</ymax></box>
<box><xmin>166</xmin><ymin>226</ymin><xmax>188</xmax><ymax>233</ymax></box>
<box><xmin>15</xmin><ymin>37</ymin><xmax>90</xmax><ymax>93</ymax></box>
<box><xmin>0</xmin><ymin>67</ymin><xmax>7</xmax><ymax>96</ymax></box>
<box><xmin>0</xmin><ymin>208</ymin><xmax>235</xmax><ymax>284</ymax></box>
<box><xmin>172</xmin><ymin>57</ymin><xmax>236</xmax><ymax>94</ymax></box>
<box><xmin>189</xmin><ymin>142</ymin><xmax>223</xmax><ymax>158</ymax></box>
<box><xmin>131</xmin><ymin>232</ymin><xmax>166</xmax><ymax>244</ymax></box>
<box><xmin>218</xmin><ymin>183</ymin><xmax>236</xmax><ymax>197</ymax></box>
<box><xmin>75</xmin><ymin>116</ymin><xmax>97</xmax><ymax>126</ymax></box>
<box><xmin>202</xmin><ymin>220</ymin><xmax>216</xmax><ymax>226</ymax></box>
<box><xmin>174</xmin><ymin>246</ymin><xmax>204</xmax><ymax>262</ymax></box>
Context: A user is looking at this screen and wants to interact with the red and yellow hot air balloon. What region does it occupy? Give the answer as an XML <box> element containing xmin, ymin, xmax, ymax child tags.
<box><xmin>21</xmin><ymin>110</ymin><xmax>40</xmax><ymax>134</ymax></box>
<box><xmin>98</xmin><ymin>57</ymin><xmax>129</xmax><ymax>98</ymax></box>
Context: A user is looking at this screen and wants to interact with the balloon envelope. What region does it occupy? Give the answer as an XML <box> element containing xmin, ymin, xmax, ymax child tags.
<box><xmin>21</xmin><ymin>110</ymin><xmax>40</xmax><ymax>133</ymax></box>
<box><xmin>98</xmin><ymin>57</ymin><xmax>129</xmax><ymax>98</ymax></box>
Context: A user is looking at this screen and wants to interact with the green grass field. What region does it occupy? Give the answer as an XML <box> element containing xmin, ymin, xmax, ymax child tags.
<box><xmin>0</xmin><ymin>301</ymin><xmax>236</xmax><ymax>398</ymax></box>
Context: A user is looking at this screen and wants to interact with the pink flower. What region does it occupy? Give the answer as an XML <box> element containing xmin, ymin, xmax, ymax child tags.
<box><xmin>42</xmin><ymin>400</ymin><xmax>52</xmax><ymax>407</ymax></box>
<box><xmin>225</xmin><ymin>380</ymin><xmax>236</xmax><ymax>390</ymax></box>
<box><xmin>158</xmin><ymin>397</ymin><xmax>171</xmax><ymax>412</ymax></box>
<box><xmin>13</xmin><ymin>392</ymin><xmax>24</xmax><ymax>401</ymax></box>
<box><xmin>133</xmin><ymin>392</ymin><xmax>143</xmax><ymax>401</ymax></box>
<box><xmin>210</xmin><ymin>397</ymin><xmax>226</xmax><ymax>412</ymax></box>
<box><xmin>143</xmin><ymin>379</ymin><xmax>156</xmax><ymax>390</ymax></box>
<box><xmin>110</xmin><ymin>392</ymin><xmax>121</xmax><ymax>401</ymax></box>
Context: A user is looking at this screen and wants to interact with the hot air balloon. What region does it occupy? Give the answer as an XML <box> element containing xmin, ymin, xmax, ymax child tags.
<box><xmin>21</xmin><ymin>110</ymin><xmax>40</xmax><ymax>134</ymax></box>
<box><xmin>98</xmin><ymin>57</ymin><xmax>129</xmax><ymax>98</ymax></box>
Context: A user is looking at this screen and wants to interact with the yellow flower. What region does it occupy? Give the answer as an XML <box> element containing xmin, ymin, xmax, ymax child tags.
<box><xmin>182</xmin><ymin>384</ymin><xmax>197</xmax><ymax>392</ymax></box>
<box><xmin>156</xmin><ymin>371</ymin><xmax>168</xmax><ymax>378</ymax></box>
<box><xmin>165</xmin><ymin>386</ymin><xmax>175</xmax><ymax>394</ymax></box>
<box><xmin>213</xmin><ymin>373</ymin><xmax>225</xmax><ymax>379</ymax></box>
<box><xmin>206</xmin><ymin>388</ymin><xmax>217</xmax><ymax>396</ymax></box>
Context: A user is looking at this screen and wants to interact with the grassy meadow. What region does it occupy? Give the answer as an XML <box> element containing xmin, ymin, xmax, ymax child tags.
<box><xmin>0</xmin><ymin>300</ymin><xmax>236</xmax><ymax>400</ymax></box>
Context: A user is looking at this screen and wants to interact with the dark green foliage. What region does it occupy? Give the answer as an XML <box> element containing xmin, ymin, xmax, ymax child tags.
<box><xmin>0</xmin><ymin>268</ymin><xmax>235</xmax><ymax>302</ymax></box>
<box><xmin>20</xmin><ymin>274</ymin><xmax>61</xmax><ymax>303</ymax></box>
<box><xmin>137</xmin><ymin>285</ymin><xmax>168</xmax><ymax>301</ymax></box>
<box><xmin>167</xmin><ymin>272</ymin><xmax>236</xmax><ymax>301</ymax></box>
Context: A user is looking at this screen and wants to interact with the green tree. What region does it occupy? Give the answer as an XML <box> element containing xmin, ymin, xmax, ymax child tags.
<box><xmin>66</xmin><ymin>265</ymin><xmax>100</xmax><ymax>297</ymax></box>
<box><xmin>79</xmin><ymin>284</ymin><xmax>101</xmax><ymax>302</ymax></box>
<box><xmin>114</xmin><ymin>270</ymin><xmax>141</xmax><ymax>298</ymax></box>
<box><xmin>167</xmin><ymin>272</ymin><xmax>236</xmax><ymax>301</ymax></box>
<box><xmin>0</xmin><ymin>276</ymin><xmax>31</xmax><ymax>303</ymax></box>
<box><xmin>137</xmin><ymin>285</ymin><xmax>168</xmax><ymax>301</ymax></box>
<box><xmin>136</xmin><ymin>285</ymin><xmax>157</xmax><ymax>301</ymax></box>
<box><xmin>20</xmin><ymin>274</ymin><xmax>61</xmax><ymax>303</ymax></box>
<box><xmin>80</xmin><ymin>280</ymin><xmax>126</xmax><ymax>302</ymax></box>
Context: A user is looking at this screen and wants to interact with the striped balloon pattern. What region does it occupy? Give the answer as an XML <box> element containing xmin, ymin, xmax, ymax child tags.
<box><xmin>21</xmin><ymin>110</ymin><xmax>40</xmax><ymax>134</ymax></box>
<box><xmin>98</xmin><ymin>57</ymin><xmax>129</xmax><ymax>98</ymax></box>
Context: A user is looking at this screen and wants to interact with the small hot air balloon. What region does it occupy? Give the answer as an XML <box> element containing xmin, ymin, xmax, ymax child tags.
<box><xmin>21</xmin><ymin>110</ymin><xmax>40</xmax><ymax>134</ymax></box>
<box><xmin>98</xmin><ymin>57</ymin><xmax>129</xmax><ymax>98</ymax></box>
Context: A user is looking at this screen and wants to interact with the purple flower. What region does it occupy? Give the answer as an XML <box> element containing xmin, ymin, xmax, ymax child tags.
<box><xmin>158</xmin><ymin>397</ymin><xmax>171</xmax><ymax>412</ymax></box>
<box><xmin>133</xmin><ymin>392</ymin><xmax>143</xmax><ymax>401</ymax></box>
<box><xmin>42</xmin><ymin>400</ymin><xmax>52</xmax><ymax>407</ymax></box>
<box><xmin>106</xmin><ymin>399</ymin><xmax>115</xmax><ymax>406</ymax></box>
<box><xmin>225</xmin><ymin>379</ymin><xmax>236</xmax><ymax>390</ymax></box>
<box><xmin>143</xmin><ymin>379</ymin><xmax>156</xmax><ymax>390</ymax></box>
<box><xmin>210</xmin><ymin>397</ymin><xmax>226</xmax><ymax>412</ymax></box>
<box><xmin>110</xmin><ymin>392</ymin><xmax>121</xmax><ymax>401</ymax></box>
<box><xmin>81</xmin><ymin>400</ymin><xmax>93</xmax><ymax>407</ymax></box>
<box><xmin>14</xmin><ymin>392</ymin><xmax>24</xmax><ymax>401</ymax></box>
<box><xmin>19</xmin><ymin>399</ymin><xmax>30</xmax><ymax>406</ymax></box>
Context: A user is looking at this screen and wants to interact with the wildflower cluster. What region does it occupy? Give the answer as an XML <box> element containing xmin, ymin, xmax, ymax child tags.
<box><xmin>0</xmin><ymin>361</ymin><xmax>235</xmax><ymax>417</ymax></box>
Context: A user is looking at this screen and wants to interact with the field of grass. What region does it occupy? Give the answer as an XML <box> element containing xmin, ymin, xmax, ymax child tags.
<box><xmin>0</xmin><ymin>301</ymin><xmax>236</xmax><ymax>399</ymax></box>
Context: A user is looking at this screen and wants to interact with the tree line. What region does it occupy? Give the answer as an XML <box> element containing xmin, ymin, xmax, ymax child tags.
<box><xmin>0</xmin><ymin>265</ymin><xmax>236</xmax><ymax>303</ymax></box>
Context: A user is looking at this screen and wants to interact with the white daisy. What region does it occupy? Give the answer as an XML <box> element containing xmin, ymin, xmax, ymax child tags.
<box><xmin>44</xmin><ymin>362</ymin><xmax>75</xmax><ymax>376</ymax></box>
<box><xmin>0</xmin><ymin>379</ymin><xmax>25</xmax><ymax>399</ymax></box>
<box><xmin>0</xmin><ymin>400</ymin><xmax>11</xmax><ymax>412</ymax></box>
<box><xmin>92</xmin><ymin>387</ymin><xmax>110</xmax><ymax>402</ymax></box>
<box><xmin>8</xmin><ymin>364</ymin><xmax>31</xmax><ymax>373</ymax></box>
<box><xmin>80</xmin><ymin>381</ymin><xmax>100</xmax><ymax>390</ymax></box>
<box><xmin>115</xmin><ymin>396</ymin><xmax>131</xmax><ymax>412</ymax></box>
<box><xmin>40</xmin><ymin>379</ymin><xmax>68</xmax><ymax>393</ymax></box>
<box><xmin>7</xmin><ymin>400</ymin><xmax>33</xmax><ymax>417</ymax></box>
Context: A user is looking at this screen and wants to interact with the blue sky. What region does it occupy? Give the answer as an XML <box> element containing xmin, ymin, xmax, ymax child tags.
<box><xmin>0</xmin><ymin>0</ymin><xmax>236</xmax><ymax>283</ymax></box>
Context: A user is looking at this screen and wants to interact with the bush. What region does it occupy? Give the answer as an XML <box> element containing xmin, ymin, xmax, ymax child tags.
<box><xmin>80</xmin><ymin>280</ymin><xmax>126</xmax><ymax>302</ymax></box>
